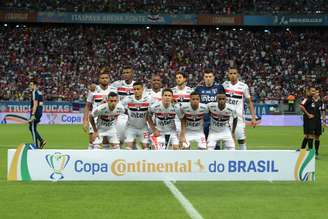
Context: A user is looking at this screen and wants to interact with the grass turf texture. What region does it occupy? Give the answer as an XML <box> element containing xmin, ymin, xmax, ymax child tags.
<box><xmin>0</xmin><ymin>124</ymin><xmax>327</xmax><ymax>219</ymax></box>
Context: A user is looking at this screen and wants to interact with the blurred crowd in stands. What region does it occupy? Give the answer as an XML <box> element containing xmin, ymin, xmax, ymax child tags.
<box><xmin>1</xmin><ymin>0</ymin><xmax>327</xmax><ymax>14</ymax></box>
<box><xmin>0</xmin><ymin>25</ymin><xmax>327</xmax><ymax>103</ymax></box>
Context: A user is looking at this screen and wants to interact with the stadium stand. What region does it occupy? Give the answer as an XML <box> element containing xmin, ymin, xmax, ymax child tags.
<box><xmin>0</xmin><ymin>25</ymin><xmax>327</xmax><ymax>103</ymax></box>
<box><xmin>1</xmin><ymin>0</ymin><xmax>327</xmax><ymax>14</ymax></box>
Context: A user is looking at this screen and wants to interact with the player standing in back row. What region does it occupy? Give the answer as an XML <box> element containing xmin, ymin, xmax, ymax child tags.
<box><xmin>171</xmin><ymin>71</ymin><xmax>193</xmax><ymax>133</ymax></box>
<box><xmin>83</xmin><ymin>72</ymin><xmax>112</xmax><ymax>149</ymax></box>
<box><xmin>194</xmin><ymin>69</ymin><xmax>224</xmax><ymax>141</ymax></box>
<box><xmin>223</xmin><ymin>67</ymin><xmax>256</xmax><ymax>150</ymax></box>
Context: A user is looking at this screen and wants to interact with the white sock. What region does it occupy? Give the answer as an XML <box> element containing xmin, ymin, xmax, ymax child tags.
<box><xmin>88</xmin><ymin>143</ymin><xmax>94</xmax><ymax>150</ymax></box>
<box><xmin>239</xmin><ymin>143</ymin><xmax>247</xmax><ymax>150</ymax></box>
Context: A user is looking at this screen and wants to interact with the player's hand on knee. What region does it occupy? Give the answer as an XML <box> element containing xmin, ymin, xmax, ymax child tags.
<box><xmin>91</xmin><ymin>132</ymin><xmax>99</xmax><ymax>142</ymax></box>
<box><xmin>153</xmin><ymin>128</ymin><xmax>160</xmax><ymax>137</ymax></box>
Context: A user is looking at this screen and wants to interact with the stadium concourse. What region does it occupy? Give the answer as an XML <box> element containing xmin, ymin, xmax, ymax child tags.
<box><xmin>1</xmin><ymin>0</ymin><xmax>327</xmax><ymax>14</ymax></box>
<box><xmin>0</xmin><ymin>25</ymin><xmax>327</xmax><ymax>102</ymax></box>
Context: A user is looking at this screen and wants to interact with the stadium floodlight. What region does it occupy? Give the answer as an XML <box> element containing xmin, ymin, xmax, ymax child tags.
<box><xmin>232</xmin><ymin>28</ymin><xmax>236</xmax><ymax>31</ymax></box>
<box><xmin>239</xmin><ymin>28</ymin><xmax>243</xmax><ymax>31</ymax></box>
<box><xmin>146</xmin><ymin>26</ymin><xmax>150</xmax><ymax>30</ymax></box>
<box><xmin>4</xmin><ymin>23</ymin><xmax>7</xmax><ymax>27</ymax></box>
<box><xmin>216</xmin><ymin>27</ymin><xmax>219</xmax><ymax>30</ymax></box>
<box><xmin>264</xmin><ymin>29</ymin><xmax>270</xmax><ymax>33</ymax></box>
<box><xmin>286</xmin><ymin>28</ymin><xmax>290</xmax><ymax>31</ymax></box>
<box><xmin>16</xmin><ymin>25</ymin><xmax>19</xmax><ymax>28</ymax></box>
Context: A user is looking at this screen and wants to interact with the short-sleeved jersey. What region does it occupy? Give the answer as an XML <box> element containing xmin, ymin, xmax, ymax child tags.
<box><xmin>91</xmin><ymin>103</ymin><xmax>125</xmax><ymax>129</ymax></box>
<box><xmin>171</xmin><ymin>86</ymin><xmax>193</xmax><ymax>107</ymax></box>
<box><xmin>111</xmin><ymin>80</ymin><xmax>135</xmax><ymax>100</ymax></box>
<box><xmin>194</xmin><ymin>83</ymin><xmax>224</xmax><ymax>122</ymax></box>
<box><xmin>222</xmin><ymin>81</ymin><xmax>250</xmax><ymax>119</ymax></box>
<box><xmin>149</xmin><ymin>102</ymin><xmax>180</xmax><ymax>133</ymax></box>
<box><xmin>194</xmin><ymin>83</ymin><xmax>224</xmax><ymax>104</ymax></box>
<box><xmin>145</xmin><ymin>88</ymin><xmax>162</xmax><ymax>102</ymax></box>
<box><xmin>121</xmin><ymin>95</ymin><xmax>152</xmax><ymax>129</ymax></box>
<box><xmin>301</xmin><ymin>97</ymin><xmax>316</xmax><ymax>119</ymax></box>
<box><xmin>31</xmin><ymin>89</ymin><xmax>43</xmax><ymax>115</ymax></box>
<box><xmin>181</xmin><ymin>103</ymin><xmax>208</xmax><ymax>131</ymax></box>
<box><xmin>86</xmin><ymin>85</ymin><xmax>113</xmax><ymax>110</ymax></box>
<box><xmin>207</xmin><ymin>102</ymin><xmax>237</xmax><ymax>131</ymax></box>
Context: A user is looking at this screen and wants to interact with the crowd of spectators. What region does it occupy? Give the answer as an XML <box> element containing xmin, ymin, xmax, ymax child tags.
<box><xmin>1</xmin><ymin>0</ymin><xmax>327</xmax><ymax>14</ymax></box>
<box><xmin>0</xmin><ymin>25</ymin><xmax>327</xmax><ymax>103</ymax></box>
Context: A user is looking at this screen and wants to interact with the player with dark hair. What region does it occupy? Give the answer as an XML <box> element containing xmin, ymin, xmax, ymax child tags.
<box><xmin>121</xmin><ymin>81</ymin><xmax>153</xmax><ymax>150</ymax></box>
<box><xmin>194</xmin><ymin>69</ymin><xmax>225</xmax><ymax>142</ymax></box>
<box><xmin>145</xmin><ymin>73</ymin><xmax>163</xmax><ymax>102</ymax></box>
<box><xmin>148</xmin><ymin>88</ymin><xmax>181</xmax><ymax>150</ymax></box>
<box><xmin>171</xmin><ymin>71</ymin><xmax>193</xmax><ymax>133</ymax></box>
<box><xmin>207</xmin><ymin>91</ymin><xmax>238</xmax><ymax>150</ymax></box>
<box><xmin>83</xmin><ymin>72</ymin><xmax>112</xmax><ymax>149</ymax></box>
<box><xmin>180</xmin><ymin>91</ymin><xmax>208</xmax><ymax>149</ymax></box>
<box><xmin>89</xmin><ymin>92</ymin><xmax>125</xmax><ymax>149</ymax></box>
<box><xmin>223</xmin><ymin>67</ymin><xmax>256</xmax><ymax>150</ymax></box>
<box><xmin>312</xmin><ymin>89</ymin><xmax>326</xmax><ymax>159</ymax></box>
<box><xmin>299</xmin><ymin>87</ymin><xmax>317</xmax><ymax>151</ymax></box>
<box><xmin>111</xmin><ymin>66</ymin><xmax>135</xmax><ymax>99</ymax></box>
<box><xmin>28</xmin><ymin>78</ymin><xmax>46</xmax><ymax>149</ymax></box>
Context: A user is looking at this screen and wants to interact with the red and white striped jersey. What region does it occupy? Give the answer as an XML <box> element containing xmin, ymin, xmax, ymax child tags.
<box><xmin>91</xmin><ymin>102</ymin><xmax>125</xmax><ymax>129</ymax></box>
<box><xmin>181</xmin><ymin>103</ymin><xmax>208</xmax><ymax>132</ymax></box>
<box><xmin>207</xmin><ymin>103</ymin><xmax>237</xmax><ymax>131</ymax></box>
<box><xmin>111</xmin><ymin>80</ymin><xmax>135</xmax><ymax>100</ymax></box>
<box><xmin>222</xmin><ymin>81</ymin><xmax>250</xmax><ymax>119</ymax></box>
<box><xmin>86</xmin><ymin>85</ymin><xmax>113</xmax><ymax>110</ymax></box>
<box><xmin>145</xmin><ymin>88</ymin><xmax>162</xmax><ymax>102</ymax></box>
<box><xmin>121</xmin><ymin>95</ymin><xmax>153</xmax><ymax>129</ymax></box>
<box><xmin>149</xmin><ymin>102</ymin><xmax>181</xmax><ymax>133</ymax></box>
<box><xmin>171</xmin><ymin>85</ymin><xmax>193</xmax><ymax>108</ymax></box>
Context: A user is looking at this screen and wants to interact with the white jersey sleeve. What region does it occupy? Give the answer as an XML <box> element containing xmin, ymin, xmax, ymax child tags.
<box><xmin>86</xmin><ymin>91</ymin><xmax>93</xmax><ymax>103</ymax></box>
<box><xmin>243</xmin><ymin>83</ymin><xmax>251</xmax><ymax>99</ymax></box>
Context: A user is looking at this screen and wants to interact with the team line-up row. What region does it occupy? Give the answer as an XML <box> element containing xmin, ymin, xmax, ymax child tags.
<box><xmin>83</xmin><ymin>67</ymin><xmax>257</xmax><ymax>150</ymax></box>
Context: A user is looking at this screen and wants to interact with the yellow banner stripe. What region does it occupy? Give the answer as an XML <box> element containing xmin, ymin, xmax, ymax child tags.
<box><xmin>8</xmin><ymin>144</ymin><xmax>25</xmax><ymax>181</ymax></box>
<box><xmin>294</xmin><ymin>149</ymin><xmax>307</xmax><ymax>180</ymax></box>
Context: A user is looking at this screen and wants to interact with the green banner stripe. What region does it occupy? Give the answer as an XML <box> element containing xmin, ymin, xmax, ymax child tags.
<box><xmin>21</xmin><ymin>145</ymin><xmax>31</xmax><ymax>181</ymax></box>
<box><xmin>299</xmin><ymin>149</ymin><xmax>315</xmax><ymax>181</ymax></box>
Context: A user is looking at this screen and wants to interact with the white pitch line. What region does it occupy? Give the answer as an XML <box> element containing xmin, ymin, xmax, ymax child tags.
<box><xmin>164</xmin><ymin>181</ymin><xmax>204</xmax><ymax>219</ymax></box>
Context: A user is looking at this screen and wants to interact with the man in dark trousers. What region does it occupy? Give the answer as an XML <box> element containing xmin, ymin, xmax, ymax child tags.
<box><xmin>313</xmin><ymin>89</ymin><xmax>326</xmax><ymax>159</ymax></box>
<box><xmin>299</xmin><ymin>87</ymin><xmax>316</xmax><ymax>152</ymax></box>
<box><xmin>29</xmin><ymin>78</ymin><xmax>46</xmax><ymax>149</ymax></box>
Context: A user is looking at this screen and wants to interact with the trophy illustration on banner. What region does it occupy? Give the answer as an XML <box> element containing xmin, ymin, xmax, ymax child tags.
<box><xmin>45</xmin><ymin>152</ymin><xmax>70</xmax><ymax>180</ymax></box>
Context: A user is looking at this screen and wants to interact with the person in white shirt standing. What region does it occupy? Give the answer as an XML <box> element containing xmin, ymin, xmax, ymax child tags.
<box><xmin>222</xmin><ymin>67</ymin><xmax>257</xmax><ymax>150</ymax></box>
<box><xmin>171</xmin><ymin>71</ymin><xmax>193</xmax><ymax>134</ymax></box>
<box><xmin>207</xmin><ymin>92</ymin><xmax>238</xmax><ymax>150</ymax></box>
<box><xmin>89</xmin><ymin>92</ymin><xmax>125</xmax><ymax>149</ymax></box>
<box><xmin>111</xmin><ymin>66</ymin><xmax>136</xmax><ymax>143</ymax></box>
<box><xmin>83</xmin><ymin>72</ymin><xmax>113</xmax><ymax>149</ymax></box>
<box><xmin>145</xmin><ymin>73</ymin><xmax>163</xmax><ymax>102</ymax></box>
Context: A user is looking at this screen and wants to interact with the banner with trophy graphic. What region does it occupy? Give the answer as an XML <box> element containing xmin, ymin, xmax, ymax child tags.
<box><xmin>8</xmin><ymin>144</ymin><xmax>315</xmax><ymax>182</ymax></box>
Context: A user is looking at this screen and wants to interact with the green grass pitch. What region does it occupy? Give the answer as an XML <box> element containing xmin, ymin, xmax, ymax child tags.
<box><xmin>0</xmin><ymin>124</ymin><xmax>327</xmax><ymax>219</ymax></box>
